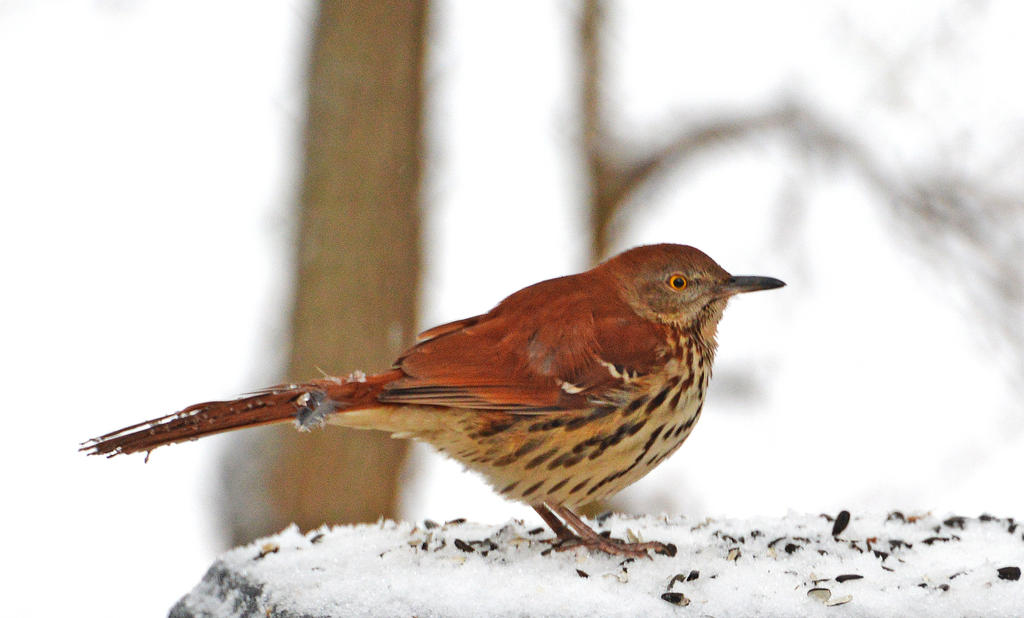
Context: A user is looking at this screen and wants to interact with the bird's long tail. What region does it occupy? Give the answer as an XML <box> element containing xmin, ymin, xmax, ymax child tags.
<box><xmin>80</xmin><ymin>370</ymin><xmax>402</xmax><ymax>458</ymax></box>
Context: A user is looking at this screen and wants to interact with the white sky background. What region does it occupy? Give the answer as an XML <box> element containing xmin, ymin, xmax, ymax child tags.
<box><xmin>1</xmin><ymin>1</ymin><xmax>1022</xmax><ymax>616</ymax></box>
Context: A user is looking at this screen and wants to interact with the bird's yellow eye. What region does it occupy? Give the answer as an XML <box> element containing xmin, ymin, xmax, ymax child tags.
<box><xmin>667</xmin><ymin>274</ymin><xmax>687</xmax><ymax>290</ymax></box>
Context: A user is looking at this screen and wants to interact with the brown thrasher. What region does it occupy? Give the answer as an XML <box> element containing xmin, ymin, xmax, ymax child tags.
<box><xmin>82</xmin><ymin>244</ymin><xmax>784</xmax><ymax>558</ymax></box>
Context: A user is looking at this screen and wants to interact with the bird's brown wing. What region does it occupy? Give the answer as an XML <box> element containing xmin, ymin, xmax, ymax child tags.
<box><xmin>379</xmin><ymin>271</ymin><xmax>670</xmax><ymax>412</ymax></box>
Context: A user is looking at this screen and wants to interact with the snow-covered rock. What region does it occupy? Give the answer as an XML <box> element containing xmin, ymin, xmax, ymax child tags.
<box><xmin>170</xmin><ymin>512</ymin><xmax>1023</xmax><ymax>617</ymax></box>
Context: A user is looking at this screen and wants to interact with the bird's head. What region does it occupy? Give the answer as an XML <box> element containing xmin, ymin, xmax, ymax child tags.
<box><xmin>600</xmin><ymin>244</ymin><xmax>785</xmax><ymax>333</ymax></box>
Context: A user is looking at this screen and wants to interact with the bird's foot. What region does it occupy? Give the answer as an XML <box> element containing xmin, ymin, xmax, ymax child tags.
<box><xmin>533</xmin><ymin>503</ymin><xmax>676</xmax><ymax>559</ymax></box>
<box><xmin>551</xmin><ymin>534</ymin><xmax>676</xmax><ymax>559</ymax></box>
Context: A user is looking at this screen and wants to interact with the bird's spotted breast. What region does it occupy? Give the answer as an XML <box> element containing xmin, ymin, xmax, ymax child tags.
<box><xmin>436</xmin><ymin>349</ymin><xmax>710</xmax><ymax>508</ymax></box>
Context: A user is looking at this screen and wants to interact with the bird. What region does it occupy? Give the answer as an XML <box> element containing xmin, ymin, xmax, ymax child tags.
<box><xmin>82</xmin><ymin>243</ymin><xmax>784</xmax><ymax>558</ymax></box>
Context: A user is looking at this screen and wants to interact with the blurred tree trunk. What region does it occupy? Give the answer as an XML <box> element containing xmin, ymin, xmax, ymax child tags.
<box><xmin>219</xmin><ymin>0</ymin><xmax>427</xmax><ymax>545</ymax></box>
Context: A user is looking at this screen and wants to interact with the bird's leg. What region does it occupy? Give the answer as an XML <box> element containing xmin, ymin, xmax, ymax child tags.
<box><xmin>532</xmin><ymin>504</ymin><xmax>576</xmax><ymax>543</ymax></box>
<box><xmin>537</xmin><ymin>503</ymin><xmax>676</xmax><ymax>559</ymax></box>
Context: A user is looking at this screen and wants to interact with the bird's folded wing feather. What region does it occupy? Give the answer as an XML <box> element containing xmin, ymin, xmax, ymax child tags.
<box><xmin>379</xmin><ymin>273</ymin><xmax>670</xmax><ymax>412</ymax></box>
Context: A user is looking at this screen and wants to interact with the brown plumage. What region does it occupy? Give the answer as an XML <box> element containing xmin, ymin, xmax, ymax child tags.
<box><xmin>82</xmin><ymin>243</ymin><xmax>784</xmax><ymax>557</ymax></box>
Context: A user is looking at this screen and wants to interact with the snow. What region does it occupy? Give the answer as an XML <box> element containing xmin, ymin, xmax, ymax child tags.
<box><xmin>172</xmin><ymin>512</ymin><xmax>1024</xmax><ymax>617</ymax></box>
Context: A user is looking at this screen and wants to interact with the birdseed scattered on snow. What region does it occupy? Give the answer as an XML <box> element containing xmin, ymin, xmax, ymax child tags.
<box><xmin>173</xmin><ymin>512</ymin><xmax>1024</xmax><ymax>617</ymax></box>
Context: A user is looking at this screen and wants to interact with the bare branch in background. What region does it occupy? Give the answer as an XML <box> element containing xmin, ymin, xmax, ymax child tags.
<box><xmin>780</xmin><ymin>103</ymin><xmax>1024</xmax><ymax>394</ymax></box>
<box><xmin>579</xmin><ymin>0</ymin><xmax>1023</xmax><ymax>399</ymax></box>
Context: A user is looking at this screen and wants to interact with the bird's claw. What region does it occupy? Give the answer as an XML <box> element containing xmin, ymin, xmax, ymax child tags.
<box><xmin>545</xmin><ymin>534</ymin><xmax>676</xmax><ymax>559</ymax></box>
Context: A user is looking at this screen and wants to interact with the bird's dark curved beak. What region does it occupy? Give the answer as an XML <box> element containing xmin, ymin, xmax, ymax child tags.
<box><xmin>719</xmin><ymin>275</ymin><xmax>786</xmax><ymax>295</ymax></box>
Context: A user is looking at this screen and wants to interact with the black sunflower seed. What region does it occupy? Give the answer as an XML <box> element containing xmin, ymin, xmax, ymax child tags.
<box><xmin>832</xmin><ymin>510</ymin><xmax>851</xmax><ymax>536</ymax></box>
<box><xmin>660</xmin><ymin>592</ymin><xmax>689</xmax><ymax>606</ymax></box>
